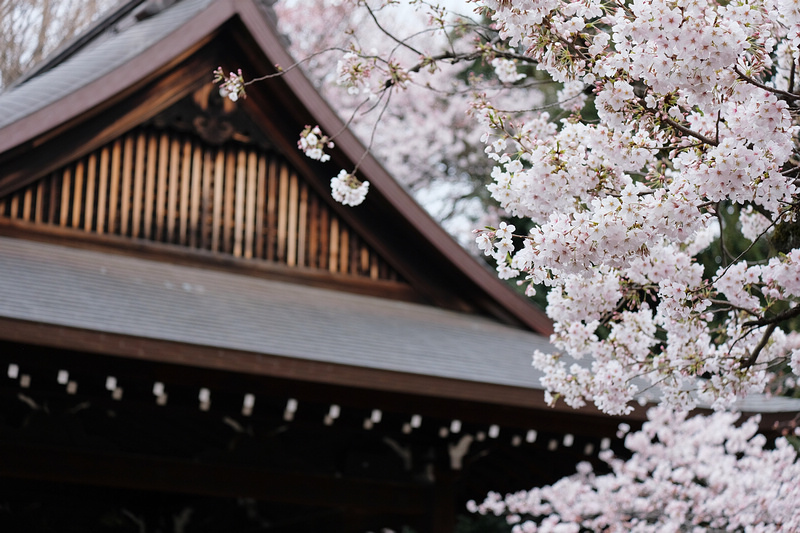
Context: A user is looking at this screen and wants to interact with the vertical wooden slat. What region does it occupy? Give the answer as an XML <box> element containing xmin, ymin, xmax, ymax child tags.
<box><xmin>254</xmin><ymin>154</ymin><xmax>266</xmax><ymax>259</ymax></box>
<box><xmin>60</xmin><ymin>168</ymin><xmax>71</xmax><ymax>227</ymax></box>
<box><xmin>297</xmin><ymin>183</ymin><xmax>308</xmax><ymax>267</ymax></box>
<box><xmin>166</xmin><ymin>137</ymin><xmax>181</xmax><ymax>243</ymax></box>
<box><xmin>265</xmin><ymin>159</ymin><xmax>278</xmax><ymax>261</ymax></box>
<box><xmin>48</xmin><ymin>173</ymin><xmax>59</xmax><ymax>224</ymax></box>
<box><xmin>180</xmin><ymin>140</ymin><xmax>193</xmax><ymax>246</ymax></box>
<box><xmin>122</xmin><ymin>136</ymin><xmax>135</xmax><ymax>236</ymax></box>
<box><xmin>360</xmin><ymin>247</ymin><xmax>370</xmax><ymax>276</ymax></box>
<box><xmin>22</xmin><ymin>188</ymin><xmax>32</xmax><ymax>221</ymax></box>
<box><xmin>96</xmin><ymin>147</ymin><xmax>109</xmax><ymax>234</ymax></box>
<box><xmin>286</xmin><ymin>172</ymin><xmax>299</xmax><ymax>266</ymax></box>
<box><xmin>308</xmin><ymin>195</ymin><xmax>319</xmax><ymax>269</ymax></box>
<box><xmin>10</xmin><ymin>195</ymin><xmax>19</xmax><ymax>219</ymax></box>
<box><xmin>189</xmin><ymin>144</ymin><xmax>202</xmax><ymax>248</ymax></box>
<box><xmin>319</xmin><ymin>205</ymin><xmax>329</xmax><ymax>270</ymax></box>
<box><xmin>233</xmin><ymin>150</ymin><xmax>246</xmax><ymax>257</ymax></box>
<box><xmin>109</xmin><ymin>140</ymin><xmax>122</xmax><ymax>235</ymax></box>
<box><xmin>339</xmin><ymin>226</ymin><xmax>349</xmax><ymax>273</ymax></box>
<box><xmin>349</xmin><ymin>233</ymin><xmax>359</xmax><ymax>275</ymax></box>
<box><xmin>276</xmin><ymin>163</ymin><xmax>290</xmax><ymax>262</ymax></box>
<box><xmin>72</xmin><ymin>160</ymin><xmax>84</xmax><ymax>228</ymax></box>
<box><xmin>211</xmin><ymin>150</ymin><xmax>224</xmax><ymax>252</ymax></box>
<box><xmin>223</xmin><ymin>150</ymin><xmax>236</xmax><ymax>253</ymax></box>
<box><xmin>34</xmin><ymin>181</ymin><xmax>43</xmax><ymax>223</ymax></box>
<box><xmin>244</xmin><ymin>151</ymin><xmax>258</xmax><ymax>259</ymax></box>
<box><xmin>329</xmin><ymin>217</ymin><xmax>339</xmax><ymax>273</ymax></box>
<box><xmin>131</xmin><ymin>135</ymin><xmax>145</xmax><ymax>237</ymax></box>
<box><xmin>83</xmin><ymin>154</ymin><xmax>96</xmax><ymax>231</ymax></box>
<box><xmin>0</xmin><ymin>199</ymin><xmax>5</xmax><ymax>217</ymax></box>
<box><xmin>142</xmin><ymin>134</ymin><xmax>157</xmax><ymax>239</ymax></box>
<box><xmin>200</xmin><ymin>151</ymin><xmax>213</xmax><ymax>249</ymax></box>
<box><xmin>155</xmin><ymin>133</ymin><xmax>170</xmax><ymax>241</ymax></box>
<box><xmin>370</xmin><ymin>253</ymin><xmax>380</xmax><ymax>279</ymax></box>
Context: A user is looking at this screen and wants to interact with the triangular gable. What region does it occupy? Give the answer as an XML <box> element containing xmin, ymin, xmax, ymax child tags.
<box><xmin>0</xmin><ymin>87</ymin><xmax>401</xmax><ymax>284</ymax></box>
<box><xmin>0</xmin><ymin>0</ymin><xmax>553</xmax><ymax>335</ymax></box>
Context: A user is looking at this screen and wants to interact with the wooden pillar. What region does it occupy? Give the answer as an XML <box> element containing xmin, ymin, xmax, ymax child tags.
<box><xmin>431</xmin><ymin>468</ymin><xmax>457</xmax><ymax>533</ymax></box>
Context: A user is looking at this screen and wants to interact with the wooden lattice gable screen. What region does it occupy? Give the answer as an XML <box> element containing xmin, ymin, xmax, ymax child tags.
<box><xmin>0</xmin><ymin>125</ymin><xmax>400</xmax><ymax>282</ymax></box>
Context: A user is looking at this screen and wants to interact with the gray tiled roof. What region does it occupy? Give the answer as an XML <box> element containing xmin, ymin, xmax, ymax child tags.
<box><xmin>2</xmin><ymin>236</ymin><xmax>798</xmax><ymax>414</ymax></box>
<box><xmin>0</xmin><ymin>0</ymin><xmax>215</xmax><ymax>129</ymax></box>
<box><xmin>0</xmin><ymin>236</ymin><xmax>552</xmax><ymax>389</ymax></box>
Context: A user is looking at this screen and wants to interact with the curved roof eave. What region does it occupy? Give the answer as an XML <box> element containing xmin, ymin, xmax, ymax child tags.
<box><xmin>0</xmin><ymin>0</ymin><xmax>233</xmax><ymax>154</ymax></box>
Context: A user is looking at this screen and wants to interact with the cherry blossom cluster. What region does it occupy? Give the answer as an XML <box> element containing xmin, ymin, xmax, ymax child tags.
<box><xmin>297</xmin><ymin>124</ymin><xmax>334</xmax><ymax>162</ymax></box>
<box><xmin>469</xmin><ymin>408</ymin><xmax>800</xmax><ymax>532</ymax></box>
<box><xmin>491</xmin><ymin>57</ymin><xmax>526</xmax><ymax>84</ymax></box>
<box><xmin>213</xmin><ymin>67</ymin><xmax>246</xmax><ymax>102</ymax></box>
<box><xmin>330</xmin><ymin>169</ymin><xmax>369</xmax><ymax>206</ymax></box>
<box><xmin>336</xmin><ymin>51</ymin><xmax>374</xmax><ymax>95</ymax></box>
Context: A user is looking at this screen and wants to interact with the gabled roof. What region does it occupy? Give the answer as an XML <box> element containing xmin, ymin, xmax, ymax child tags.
<box><xmin>0</xmin><ymin>0</ymin><xmax>552</xmax><ymax>335</ymax></box>
<box><xmin>0</xmin><ymin>235</ymin><xmax>555</xmax><ymax>408</ymax></box>
<box><xmin>0</xmin><ymin>0</ymin><xmax>798</xmax><ymax>428</ymax></box>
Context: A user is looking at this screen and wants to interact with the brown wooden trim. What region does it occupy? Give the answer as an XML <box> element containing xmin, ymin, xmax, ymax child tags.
<box><xmin>0</xmin><ymin>442</ymin><xmax>428</xmax><ymax>514</ymax></box>
<box><xmin>0</xmin><ymin>316</ymin><xmax>633</xmax><ymax>423</ymax></box>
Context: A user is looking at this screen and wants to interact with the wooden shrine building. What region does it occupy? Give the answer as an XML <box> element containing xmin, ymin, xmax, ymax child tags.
<box><xmin>0</xmin><ymin>0</ymin><xmax>797</xmax><ymax>531</ymax></box>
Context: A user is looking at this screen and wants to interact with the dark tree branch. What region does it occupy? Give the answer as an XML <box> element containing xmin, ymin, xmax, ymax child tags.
<box><xmin>743</xmin><ymin>305</ymin><xmax>800</xmax><ymax>329</ymax></box>
<box><xmin>660</xmin><ymin>116</ymin><xmax>718</xmax><ymax>146</ymax></box>
<box><xmin>734</xmin><ymin>66</ymin><xmax>800</xmax><ymax>101</ymax></box>
<box><xmin>743</xmin><ymin>323</ymin><xmax>777</xmax><ymax>369</ymax></box>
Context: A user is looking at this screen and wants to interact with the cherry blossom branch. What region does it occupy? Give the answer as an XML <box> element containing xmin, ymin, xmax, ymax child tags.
<box><xmin>734</xmin><ymin>66</ymin><xmax>800</xmax><ymax>101</ymax></box>
<box><xmin>711</xmin><ymin>215</ymin><xmax>782</xmax><ymax>285</ymax></box>
<box><xmin>362</xmin><ymin>2</ymin><xmax>424</xmax><ymax>57</ymax></box>
<box><xmin>706</xmin><ymin>298</ymin><xmax>761</xmax><ymax>317</ymax></box>
<box><xmin>743</xmin><ymin>322</ymin><xmax>777</xmax><ymax>369</ymax></box>
<box><xmin>660</xmin><ymin>116</ymin><xmax>718</xmax><ymax>146</ymax></box>
<box><xmin>743</xmin><ymin>305</ymin><xmax>800</xmax><ymax>329</ymax></box>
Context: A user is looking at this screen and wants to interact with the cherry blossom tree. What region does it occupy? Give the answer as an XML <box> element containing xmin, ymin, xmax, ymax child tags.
<box><xmin>216</xmin><ymin>0</ymin><xmax>800</xmax><ymax>528</ymax></box>
<box><xmin>470</xmin><ymin>408</ymin><xmax>800</xmax><ymax>532</ymax></box>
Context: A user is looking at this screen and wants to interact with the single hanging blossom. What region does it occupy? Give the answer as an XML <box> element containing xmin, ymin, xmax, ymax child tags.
<box><xmin>331</xmin><ymin>170</ymin><xmax>369</xmax><ymax>206</ymax></box>
<box><xmin>213</xmin><ymin>67</ymin><xmax>246</xmax><ymax>102</ymax></box>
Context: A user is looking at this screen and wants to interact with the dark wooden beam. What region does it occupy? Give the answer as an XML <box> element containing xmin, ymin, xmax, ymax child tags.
<box><xmin>0</xmin><ymin>442</ymin><xmax>428</xmax><ymax>514</ymax></box>
<box><xmin>0</xmin><ymin>317</ymin><xmax>637</xmax><ymax>425</ymax></box>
